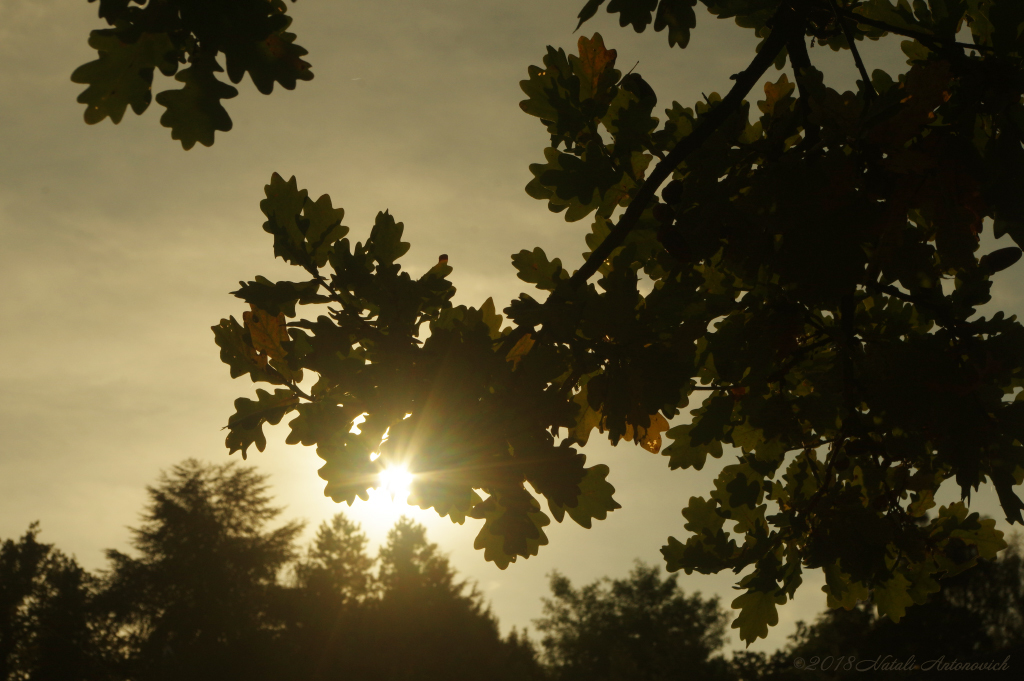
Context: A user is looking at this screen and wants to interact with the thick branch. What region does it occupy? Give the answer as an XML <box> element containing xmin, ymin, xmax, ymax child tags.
<box><xmin>565</xmin><ymin>4</ymin><xmax>806</xmax><ymax>289</ymax></box>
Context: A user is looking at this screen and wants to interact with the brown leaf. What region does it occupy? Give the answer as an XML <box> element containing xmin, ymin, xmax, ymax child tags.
<box><xmin>610</xmin><ymin>413</ymin><xmax>671</xmax><ymax>453</ymax></box>
<box><xmin>243</xmin><ymin>304</ymin><xmax>289</xmax><ymax>366</ymax></box>
<box><xmin>757</xmin><ymin>74</ymin><xmax>795</xmax><ymax>116</ymax></box>
<box><xmin>576</xmin><ymin>33</ymin><xmax>617</xmax><ymax>101</ymax></box>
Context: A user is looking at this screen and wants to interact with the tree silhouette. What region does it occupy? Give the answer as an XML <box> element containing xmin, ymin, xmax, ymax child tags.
<box><xmin>283</xmin><ymin>513</ymin><xmax>377</xmax><ymax>680</ymax></box>
<box><xmin>215</xmin><ymin>0</ymin><xmax>1024</xmax><ymax>644</ymax></box>
<box><xmin>294</xmin><ymin>513</ymin><xmax>375</xmax><ymax>605</ymax></box>
<box><xmin>296</xmin><ymin>516</ymin><xmax>547</xmax><ymax>681</ymax></box>
<box><xmin>102</xmin><ymin>459</ymin><xmax>303</xmax><ymax>681</ymax></box>
<box><xmin>0</xmin><ymin>524</ymin><xmax>115</xmax><ymax>681</ymax></box>
<box><xmin>535</xmin><ymin>563</ymin><xmax>732</xmax><ymax>681</ymax></box>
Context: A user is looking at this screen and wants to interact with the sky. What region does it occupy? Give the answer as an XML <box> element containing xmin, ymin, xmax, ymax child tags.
<box><xmin>1</xmin><ymin>0</ymin><xmax>1021</xmax><ymax>654</ymax></box>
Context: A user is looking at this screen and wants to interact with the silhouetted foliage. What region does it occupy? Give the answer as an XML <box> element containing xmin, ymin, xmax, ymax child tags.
<box><xmin>294</xmin><ymin>513</ymin><xmax>375</xmax><ymax>605</ymax></box>
<box><xmin>737</xmin><ymin>538</ymin><xmax>1024</xmax><ymax>679</ymax></box>
<box><xmin>287</xmin><ymin>515</ymin><xmax>547</xmax><ymax>681</ymax></box>
<box><xmin>72</xmin><ymin>0</ymin><xmax>312</xmax><ymax>148</ymax></box>
<box><xmin>8</xmin><ymin>457</ymin><xmax>1024</xmax><ymax>678</ymax></box>
<box><xmin>215</xmin><ymin>0</ymin><xmax>1024</xmax><ymax>646</ymax></box>
<box><xmin>535</xmin><ymin>563</ymin><xmax>732</xmax><ymax>681</ymax></box>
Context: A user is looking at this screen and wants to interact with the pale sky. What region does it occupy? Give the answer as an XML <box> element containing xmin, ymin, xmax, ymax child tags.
<box><xmin>1</xmin><ymin>0</ymin><xmax>1019</xmax><ymax>654</ymax></box>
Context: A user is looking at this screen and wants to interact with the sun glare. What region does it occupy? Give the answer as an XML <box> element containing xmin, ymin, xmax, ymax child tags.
<box><xmin>378</xmin><ymin>465</ymin><xmax>413</xmax><ymax>500</ymax></box>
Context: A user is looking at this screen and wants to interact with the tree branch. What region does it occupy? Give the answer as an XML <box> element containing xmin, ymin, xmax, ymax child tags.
<box><xmin>839</xmin><ymin>8</ymin><xmax>995</xmax><ymax>53</ymax></box>
<box><xmin>828</xmin><ymin>0</ymin><xmax>876</xmax><ymax>101</ymax></box>
<box><xmin>565</xmin><ymin>3</ymin><xmax>807</xmax><ymax>290</ymax></box>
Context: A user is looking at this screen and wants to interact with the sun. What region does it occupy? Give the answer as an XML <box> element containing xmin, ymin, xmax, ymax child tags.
<box><xmin>378</xmin><ymin>465</ymin><xmax>414</xmax><ymax>501</ymax></box>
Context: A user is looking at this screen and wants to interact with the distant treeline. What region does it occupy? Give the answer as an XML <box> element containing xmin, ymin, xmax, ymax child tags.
<box><xmin>2</xmin><ymin>459</ymin><xmax>1022</xmax><ymax>681</ymax></box>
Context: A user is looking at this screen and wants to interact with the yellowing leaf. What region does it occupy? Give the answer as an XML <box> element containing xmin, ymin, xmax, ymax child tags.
<box><xmin>243</xmin><ymin>304</ymin><xmax>289</xmax><ymax>365</ymax></box>
<box><xmin>615</xmin><ymin>413</ymin><xmax>670</xmax><ymax>453</ymax></box>
<box><xmin>575</xmin><ymin>33</ymin><xmax>617</xmax><ymax>101</ymax></box>
<box><xmin>505</xmin><ymin>333</ymin><xmax>535</xmax><ymax>369</ymax></box>
<box><xmin>757</xmin><ymin>74</ymin><xmax>794</xmax><ymax>116</ymax></box>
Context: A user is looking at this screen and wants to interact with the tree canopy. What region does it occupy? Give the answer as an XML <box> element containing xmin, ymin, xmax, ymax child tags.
<box><xmin>101</xmin><ymin>459</ymin><xmax>304</xmax><ymax>680</ymax></box>
<box><xmin>1</xmin><ymin>461</ymin><xmax>547</xmax><ymax>680</ymax></box>
<box><xmin>189</xmin><ymin>0</ymin><xmax>1024</xmax><ymax>646</ymax></box>
<box><xmin>735</xmin><ymin>538</ymin><xmax>1024</xmax><ymax>678</ymax></box>
<box><xmin>535</xmin><ymin>563</ymin><xmax>733</xmax><ymax>681</ymax></box>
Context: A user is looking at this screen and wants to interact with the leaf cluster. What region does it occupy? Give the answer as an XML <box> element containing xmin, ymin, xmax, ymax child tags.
<box><xmin>216</xmin><ymin>0</ymin><xmax>1024</xmax><ymax>645</ymax></box>
<box><xmin>72</xmin><ymin>0</ymin><xmax>312</xmax><ymax>148</ymax></box>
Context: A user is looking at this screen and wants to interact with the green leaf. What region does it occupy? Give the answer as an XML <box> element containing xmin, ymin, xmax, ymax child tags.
<box><xmin>903</xmin><ymin>561</ymin><xmax>941</xmax><ymax>605</ymax></box>
<box><xmin>367</xmin><ymin>211</ymin><xmax>411</xmax><ymax>266</ymax></box>
<box><xmin>822</xmin><ymin>562</ymin><xmax>870</xmax><ymax>610</ymax></box>
<box><xmin>71</xmin><ymin>30</ymin><xmax>178</xmax><ymax>124</ymax></box>
<box><xmin>607</xmin><ymin>0</ymin><xmax>659</xmax><ymax>32</ymax></box>
<box><xmin>512</xmin><ymin>247</ymin><xmax>567</xmax><ymax>291</ymax></box>
<box><xmin>260</xmin><ymin>173</ymin><xmax>310</xmax><ymax>265</ymax></box>
<box><xmin>576</xmin><ymin>0</ymin><xmax>608</xmax><ymax>30</ymax></box>
<box><xmin>302</xmin><ymin>193</ymin><xmax>349</xmax><ymax>266</ymax></box>
<box><xmin>224</xmin><ymin>27</ymin><xmax>313</xmax><ymax>95</ymax></box>
<box><xmin>654</xmin><ymin>0</ymin><xmax>698</xmax><ymax>49</ymax></box>
<box><xmin>731</xmin><ymin>589</ymin><xmax>783</xmax><ymax>646</ymax></box>
<box><xmin>211</xmin><ymin>316</ymin><xmax>280</xmax><ymax>384</ymax></box>
<box><xmin>602</xmin><ymin>73</ymin><xmax>659</xmax><ymax>157</ymax></box>
<box><xmin>155</xmin><ymin>53</ymin><xmax>238</xmax><ymax>150</ymax></box>
<box><xmin>318</xmin><ymin>449</ymin><xmax>380</xmax><ymax>506</ymax></box>
<box><xmin>225</xmin><ymin>388</ymin><xmax>299</xmax><ymax>459</ymax></box>
<box><xmin>526</xmin><ymin>145</ymin><xmax>623</xmax><ymax>222</ymax></box>
<box><xmin>873</xmin><ymin>570</ymin><xmax>914</xmax><ymax>623</ymax></box>
<box><xmin>470</xmin><ymin>491</ymin><xmax>550</xmax><ymax>569</ymax></box>
<box><xmin>548</xmin><ymin>464</ymin><xmax>621</xmax><ymax>528</ymax></box>
<box><xmin>233</xmin><ymin>276</ymin><xmax>327</xmax><ymax>317</ymax></box>
<box><xmin>479</xmin><ymin>297</ymin><xmax>504</xmax><ymax>339</ymax></box>
<box><xmin>681</xmin><ymin>495</ymin><xmax>725</xmax><ymax>535</ymax></box>
<box><xmin>662</xmin><ymin>423</ymin><xmax>724</xmax><ymax>470</ymax></box>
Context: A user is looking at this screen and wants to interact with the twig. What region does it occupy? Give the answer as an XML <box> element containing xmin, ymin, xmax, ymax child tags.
<box><xmin>565</xmin><ymin>3</ymin><xmax>806</xmax><ymax>290</ymax></box>
<box><xmin>840</xmin><ymin>9</ymin><xmax>995</xmax><ymax>53</ymax></box>
<box><xmin>827</xmin><ymin>0</ymin><xmax>876</xmax><ymax>101</ymax></box>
